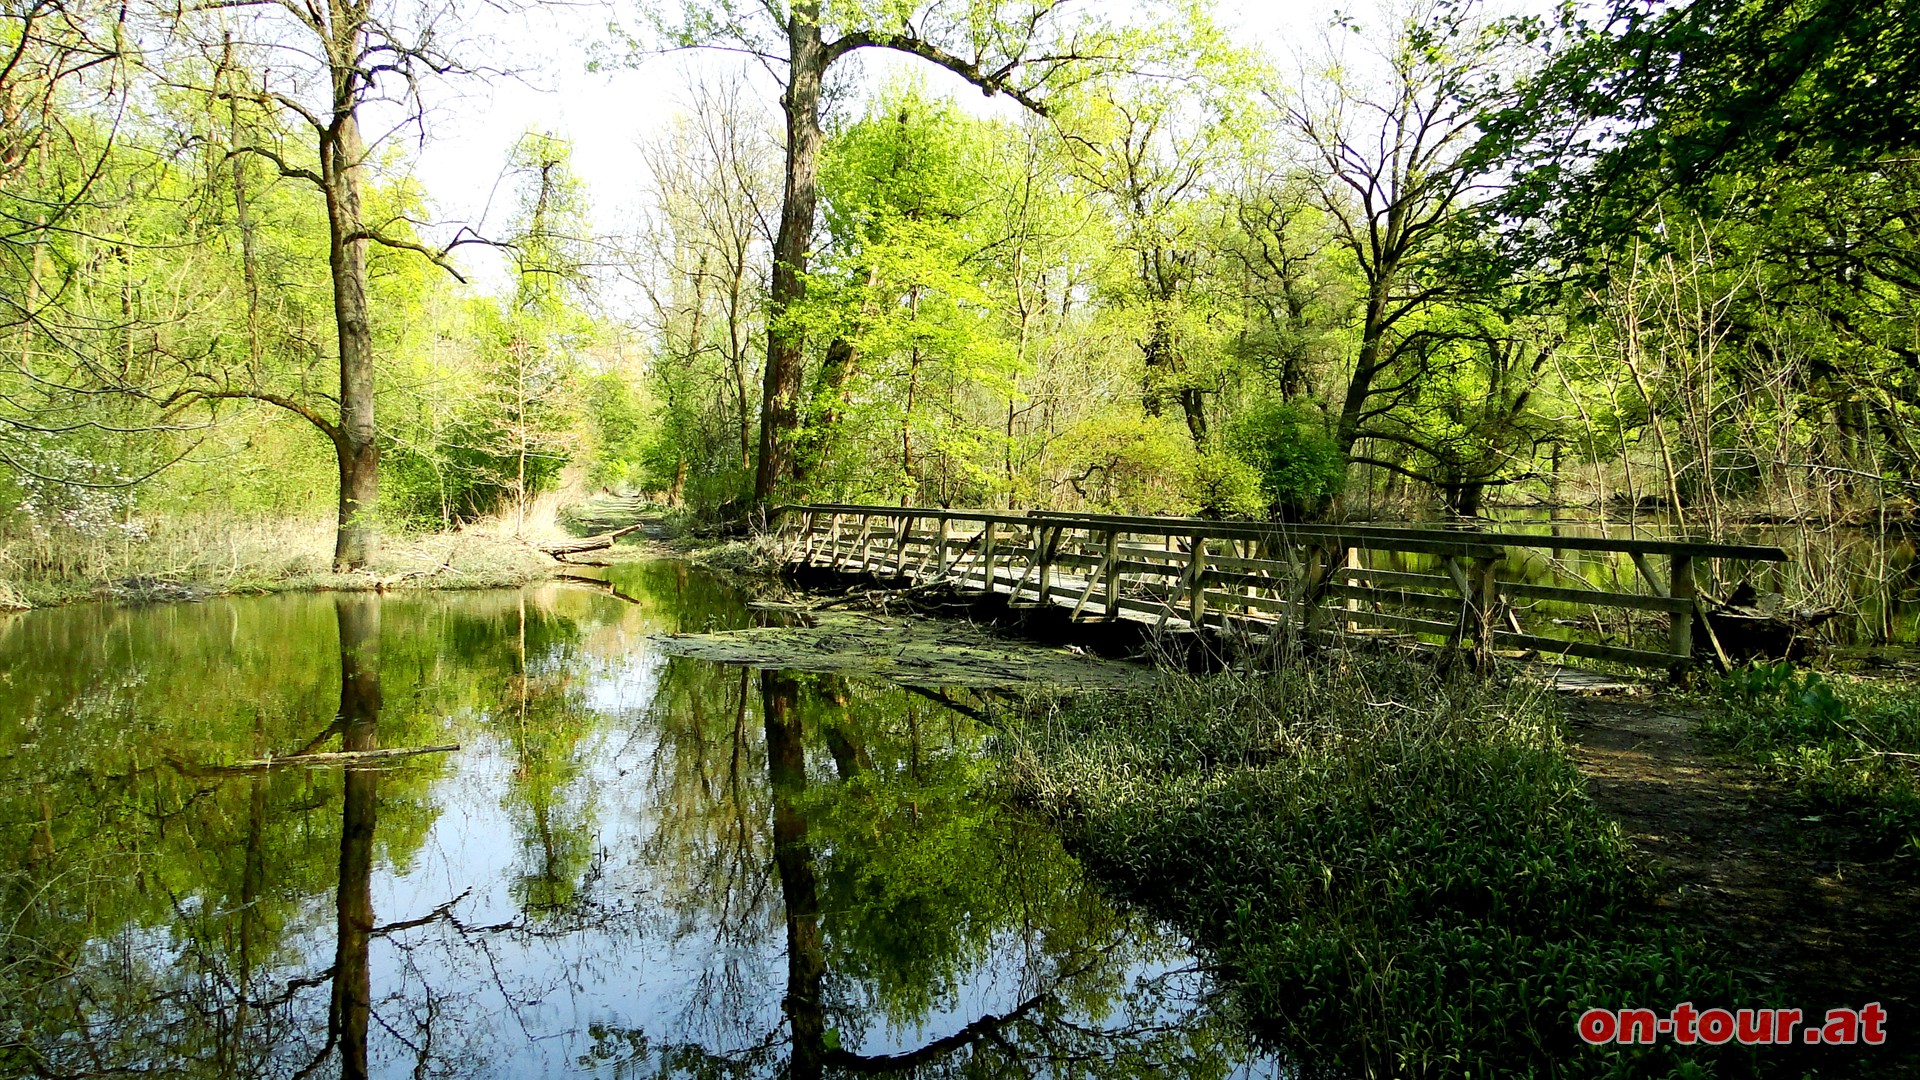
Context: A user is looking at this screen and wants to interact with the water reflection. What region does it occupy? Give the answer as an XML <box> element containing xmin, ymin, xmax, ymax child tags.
<box><xmin>0</xmin><ymin>564</ymin><xmax>1267</xmax><ymax>1078</ymax></box>
<box><xmin>334</xmin><ymin>595</ymin><xmax>379</xmax><ymax>1080</ymax></box>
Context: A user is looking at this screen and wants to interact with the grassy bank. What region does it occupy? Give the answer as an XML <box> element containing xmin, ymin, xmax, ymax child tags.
<box><xmin>0</xmin><ymin>515</ymin><xmax>559</xmax><ymax>610</ymax></box>
<box><xmin>1707</xmin><ymin>664</ymin><xmax>1920</xmax><ymax>855</ymax></box>
<box><xmin>1005</xmin><ymin>655</ymin><xmax>1753</xmax><ymax>1079</ymax></box>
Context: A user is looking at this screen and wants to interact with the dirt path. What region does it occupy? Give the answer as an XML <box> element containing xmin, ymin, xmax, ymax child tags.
<box><xmin>1562</xmin><ymin>696</ymin><xmax>1920</xmax><ymax>1075</ymax></box>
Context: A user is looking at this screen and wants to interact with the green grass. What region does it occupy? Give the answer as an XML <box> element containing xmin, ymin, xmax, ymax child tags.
<box><xmin>1005</xmin><ymin>655</ymin><xmax>1754</xmax><ymax>1079</ymax></box>
<box><xmin>1706</xmin><ymin>662</ymin><xmax>1920</xmax><ymax>855</ymax></box>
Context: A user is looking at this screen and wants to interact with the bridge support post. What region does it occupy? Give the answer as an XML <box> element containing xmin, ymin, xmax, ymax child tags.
<box><xmin>1473</xmin><ymin>555</ymin><xmax>1499</xmax><ymax>670</ymax></box>
<box><xmin>1669</xmin><ymin>552</ymin><xmax>1695</xmax><ymax>681</ymax></box>
<box><xmin>853</xmin><ymin>514</ymin><xmax>875</xmax><ymax>571</ymax></box>
<box><xmin>1036</xmin><ymin>526</ymin><xmax>1057</xmax><ymax>606</ymax></box>
<box><xmin>1187</xmin><ymin>533</ymin><xmax>1207</xmax><ymax>627</ymax></box>
<box><xmin>981</xmin><ymin>521</ymin><xmax>997</xmax><ymax>592</ymax></box>
<box><xmin>1104</xmin><ymin>530</ymin><xmax>1120</xmax><ymax>620</ymax></box>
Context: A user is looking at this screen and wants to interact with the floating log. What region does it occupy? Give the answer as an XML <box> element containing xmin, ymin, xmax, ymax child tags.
<box><xmin>555</xmin><ymin>573</ymin><xmax>643</xmax><ymax>603</ymax></box>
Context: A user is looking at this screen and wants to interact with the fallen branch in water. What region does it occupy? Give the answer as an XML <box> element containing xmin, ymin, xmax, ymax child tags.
<box><xmin>555</xmin><ymin>573</ymin><xmax>643</xmax><ymax>604</ymax></box>
<box><xmin>173</xmin><ymin>744</ymin><xmax>460</xmax><ymax>774</ymax></box>
<box><xmin>539</xmin><ymin>523</ymin><xmax>644</xmax><ymax>559</ymax></box>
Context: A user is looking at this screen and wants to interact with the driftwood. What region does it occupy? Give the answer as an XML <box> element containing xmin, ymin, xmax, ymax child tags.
<box><xmin>539</xmin><ymin>523</ymin><xmax>644</xmax><ymax>559</ymax></box>
<box><xmin>1700</xmin><ymin>582</ymin><xmax>1839</xmax><ymax>662</ymax></box>
<box><xmin>172</xmin><ymin>744</ymin><xmax>460</xmax><ymax>776</ymax></box>
<box><xmin>360</xmin><ymin>564</ymin><xmax>458</xmax><ymax>590</ymax></box>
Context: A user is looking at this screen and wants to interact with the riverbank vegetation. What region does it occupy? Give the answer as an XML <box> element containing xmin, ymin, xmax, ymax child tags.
<box><xmin>6</xmin><ymin>0</ymin><xmax>1919</xmax><ymax>604</ymax></box>
<box><xmin>1709</xmin><ymin>665</ymin><xmax>1920</xmax><ymax>854</ymax></box>
<box><xmin>1007</xmin><ymin>655</ymin><xmax>1754</xmax><ymax>1078</ymax></box>
<box><xmin>0</xmin><ymin>514</ymin><xmax>559</xmax><ymax>610</ymax></box>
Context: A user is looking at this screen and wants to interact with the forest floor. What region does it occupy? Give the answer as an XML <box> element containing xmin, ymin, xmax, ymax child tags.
<box><xmin>1562</xmin><ymin>693</ymin><xmax>1920</xmax><ymax>1072</ymax></box>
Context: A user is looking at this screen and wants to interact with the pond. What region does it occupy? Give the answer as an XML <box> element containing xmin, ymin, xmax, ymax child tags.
<box><xmin>0</xmin><ymin>561</ymin><xmax>1272</xmax><ymax>1079</ymax></box>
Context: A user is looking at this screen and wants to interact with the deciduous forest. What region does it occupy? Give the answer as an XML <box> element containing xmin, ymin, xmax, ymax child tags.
<box><xmin>6</xmin><ymin>0</ymin><xmax>1916</xmax><ymax>593</ymax></box>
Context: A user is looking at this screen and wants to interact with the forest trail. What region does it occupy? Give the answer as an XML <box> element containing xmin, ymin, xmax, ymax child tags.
<box><xmin>561</xmin><ymin>494</ymin><xmax>661</xmax><ymax>537</ymax></box>
<box><xmin>1562</xmin><ymin>696</ymin><xmax>1920</xmax><ymax>1071</ymax></box>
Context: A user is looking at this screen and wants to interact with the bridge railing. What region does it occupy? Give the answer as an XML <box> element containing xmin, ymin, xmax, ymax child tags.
<box><xmin>772</xmin><ymin>503</ymin><xmax>1791</xmax><ymax>675</ymax></box>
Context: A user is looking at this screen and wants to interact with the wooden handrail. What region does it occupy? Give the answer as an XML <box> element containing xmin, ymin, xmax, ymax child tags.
<box><xmin>770</xmin><ymin>502</ymin><xmax>1795</xmax><ymax>677</ymax></box>
<box><xmin>778</xmin><ymin>503</ymin><xmax>1789</xmax><ymax>562</ymax></box>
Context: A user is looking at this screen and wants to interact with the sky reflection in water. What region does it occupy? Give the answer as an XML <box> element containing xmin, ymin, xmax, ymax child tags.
<box><xmin>0</xmin><ymin>561</ymin><xmax>1273</xmax><ymax>1079</ymax></box>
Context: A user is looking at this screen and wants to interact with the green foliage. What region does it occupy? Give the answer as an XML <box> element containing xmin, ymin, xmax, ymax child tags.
<box><xmin>379</xmin><ymin>300</ymin><xmax>580</xmax><ymax>528</ymax></box>
<box><xmin>1053</xmin><ymin>411</ymin><xmax>1201</xmax><ymax>515</ymax></box>
<box><xmin>1223</xmin><ymin>401</ymin><xmax>1344</xmax><ymax>517</ymax></box>
<box><xmin>1707</xmin><ymin>666</ymin><xmax>1920</xmax><ymax>853</ymax></box>
<box><xmin>798</xmin><ymin>80</ymin><xmax>1027</xmax><ymax>506</ymax></box>
<box><xmin>1500</xmin><ymin>0</ymin><xmax>1920</xmax><ymax>259</ymax></box>
<box><xmin>1192</xmin><ymin>452</ymin><xmax>1267</xmax><ymax>518</ymax></box>
<box><xmin>583</xmin><ymin>373</ymin><xmax>652</xmax><ymax>489</ymax></box>
<box><xmin>1012</xmin><ymin>659</ymin><xmax>1752</xmax><ymax>1078</ymax></box>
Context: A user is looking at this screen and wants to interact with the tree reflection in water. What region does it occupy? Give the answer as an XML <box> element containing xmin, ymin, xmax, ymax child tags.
<box><xmin>0</xmin><ymin>566</ymin><xmax>1268</xmax><ymax>1079</ymax></box>
<box><xmin>330</xmin><ymin>595</ymin><xmax>379</xmax><ymax>1080</ymax></box>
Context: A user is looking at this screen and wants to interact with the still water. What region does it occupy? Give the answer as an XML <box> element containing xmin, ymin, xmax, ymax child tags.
<box><xmin>0</xmin><ymin>561</ymin><xmax>1267</xmax><ymax>1078</ymax></box>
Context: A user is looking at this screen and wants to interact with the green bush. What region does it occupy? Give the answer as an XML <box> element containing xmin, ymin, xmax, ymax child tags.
<box><xmin>1193</xmin><ymin>452</ymin><xmax>1268</xmax><ymax>518</ymax></box>
<box><xmin>584</xmin><ymin>373</ymin><xmax>651</xmax><ymax>490</ymax></box>
<box><xmin>380</xmin><ymin>411</ymin><xmax>571</xmax><ymax>529</ymax></box>
<box><xmin>1223</xmin><ymin>401</ymin><xmax>1345</xmax><ymax>518</ymax></box>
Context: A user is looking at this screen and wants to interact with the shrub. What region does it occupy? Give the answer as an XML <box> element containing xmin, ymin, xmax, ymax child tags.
<box><xmin>1193</xmin><ymin>452</ymin><xmax>1268</xmax><ymax>519</ymax></box>
<box><xmin>1223</xmin><ymin>401</ymin><xmax>1345</xmax><ymax>518</ymax></box>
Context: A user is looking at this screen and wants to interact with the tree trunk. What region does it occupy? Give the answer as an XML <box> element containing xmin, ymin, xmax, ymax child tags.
<box><xmin>1335</xmin><ymin>283</ymin><xmax>1391</xmax><ymax>463</ymax></box>
<box><xmin>334</xmin><ymin>437</ymin><xmax>379</xmax><ymax>571</ymax></box>
<box><xmin>1178</xmin><ymin>387</ymin><xmax>1207</xmax><ymax>445</ymax></box>
<box><xmin>729</xmin><ymin>244</ymin><xmax>754</xmax><ymax>472</ymax></box>
<box><xmin>753</xmin><ymin>9</ymin><xmax>826</xmax><ymax>511</ymax></box>
<box><xmin>325</xmin><ymin>111</ymin><xmax>379</xmax><ymax>570</ymax></box>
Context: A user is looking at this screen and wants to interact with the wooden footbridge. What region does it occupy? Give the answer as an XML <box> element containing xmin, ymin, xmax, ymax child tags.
<box><xmin>774</xmin><ymin>504</ymin><xmax>1791</xmax><ymax>677</ymax></box>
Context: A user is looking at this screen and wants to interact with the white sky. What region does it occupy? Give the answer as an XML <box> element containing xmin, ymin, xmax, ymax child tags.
<box><xmin>399</xmin><ymin>0</ymin><xmax>1335</xmax><ymax>293</ymax></box>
